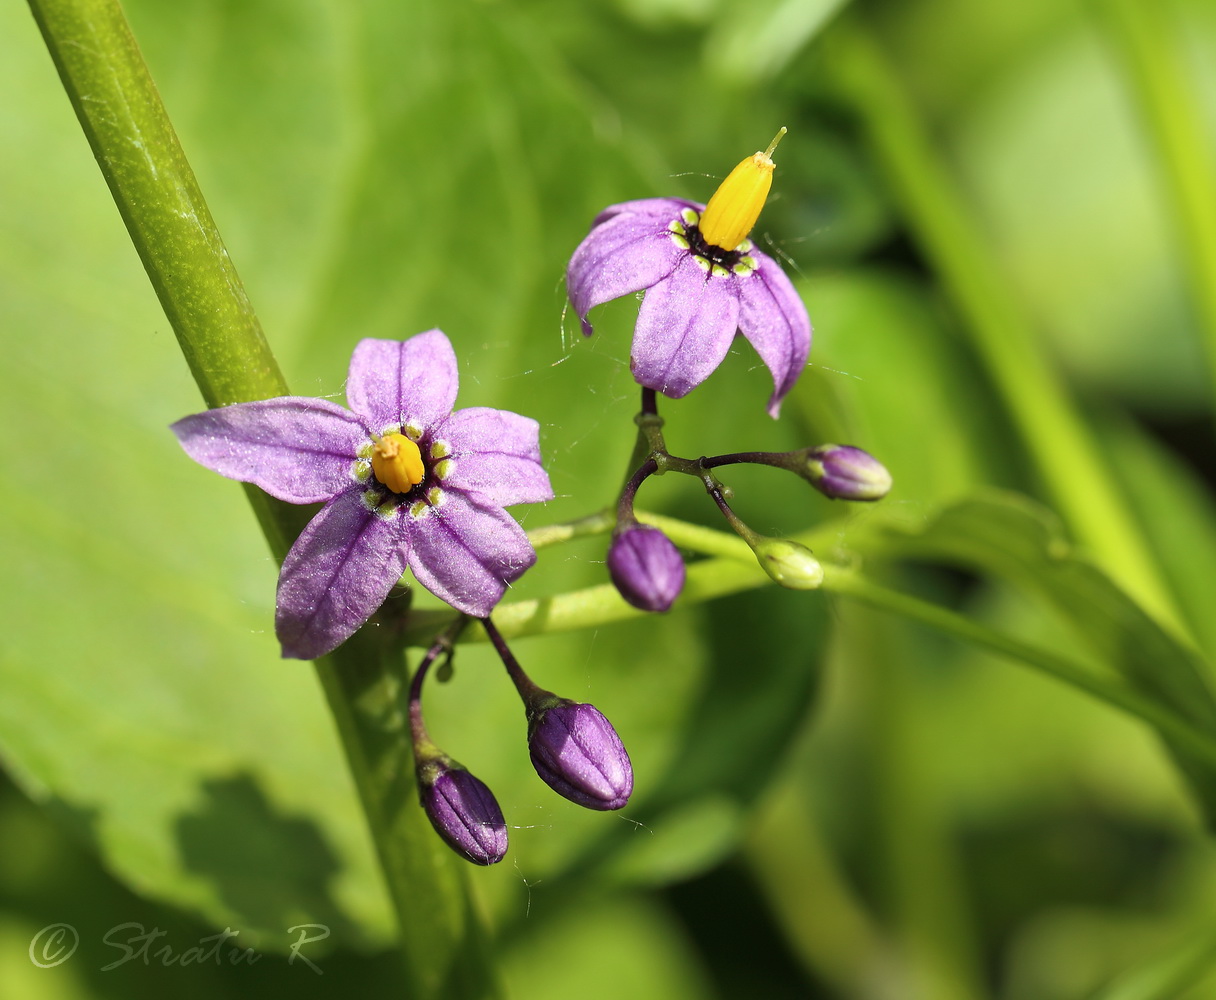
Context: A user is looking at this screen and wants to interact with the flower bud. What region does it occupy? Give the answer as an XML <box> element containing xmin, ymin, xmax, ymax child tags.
<box><xmin>803</xmin><ymin>444</ymin><xmax>892</xmax><ymax>501</ymax></box>
<box><xmin>529</xmin><ymin>700</ymin><xmax>633</xmax><ymax>811</ymax></box>
<box><xmin>753</xmin><ymin>538</ymin><xmax>824</xmax><ymax>590</ymax></box>
<box><xmin>417</xmin><ymin>760</ymin><xmax>508</xmax><ymax>865</ymax></box>
<box><xmin>607</xmin><ymin>525</ymin><xmax>686</xmax><ymax>612</ymax></box>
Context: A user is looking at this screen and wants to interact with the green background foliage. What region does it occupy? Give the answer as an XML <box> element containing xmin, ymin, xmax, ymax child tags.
<box><xmin>4</xmin><ymin>0</ymin><xmax>1216</xmax><ymax>996</ymax></box>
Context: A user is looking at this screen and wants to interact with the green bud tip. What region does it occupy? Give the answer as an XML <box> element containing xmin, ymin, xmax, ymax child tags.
<box><xmin>753</xmin><ymin>539</ymin><xmax>824</xmax><ymax>590</ymax></box>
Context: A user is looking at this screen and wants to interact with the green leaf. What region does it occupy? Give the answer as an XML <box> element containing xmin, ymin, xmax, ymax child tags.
<box><xmin>1098</xmin><ymin>413</ymin><xmax>1216</xmax><ymax>664</ymax></box>
<box><xmin>791</xmin><ymin>268</ymin><xmax>1000</xmax><ymax>504</ymax></box>
<box><xmin>1086</xmin><ymin>931</ymin><xmax>1216</xmax><ymax>1000</ymax></box>
<box><xmin>853</xmin><ymin>491</ymin><xmax>1216</xmax><ymax>823</ymax></box>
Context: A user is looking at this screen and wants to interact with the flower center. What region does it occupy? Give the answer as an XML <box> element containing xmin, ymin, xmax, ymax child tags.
<box><xmin>371</xmin><ymin>432</ymin><xmax>425</xmax><ymax>494</ymax></box>
<box><xmin>668</xmin><ymin>210</ymin><xmax>759</xmax><ymax>278</ymax></box>
<box><xmin>698</xmin><ymin>127</ymin><xmax>786</xmax><ymax>251</ymax></box>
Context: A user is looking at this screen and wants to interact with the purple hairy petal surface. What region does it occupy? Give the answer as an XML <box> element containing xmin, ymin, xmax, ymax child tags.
<box><xmin>171</xmin><ymin>398</ymin><xmax>366</xmax><ymax>504</ymax></box>
<box><xmin>737</xmin><ymin>254</ymin><xmax>812</xmax><ymax>419</ymax></box>
<box><xmin>630</xmin><ymin>255</ymin><xmax>740</xmax><ymax>399</ymax></box>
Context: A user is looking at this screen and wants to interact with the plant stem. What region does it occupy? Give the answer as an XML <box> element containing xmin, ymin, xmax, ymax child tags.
<box><xmin>313</xmin><ymin>625</ymin><xmax>498</xmax><ymax>997</ymax></box>
<box><xmin>28</xmin><ymin>1</ymin><xmax>494</xmax><ymax>993</ymax></box>
<box><xmin>409</xmin><ymin>509</ymin><xmax>1216</xmax><ymax>773</ymax></box>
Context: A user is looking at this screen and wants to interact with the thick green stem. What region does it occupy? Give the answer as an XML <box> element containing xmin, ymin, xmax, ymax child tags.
<box><xmin>28</xmin><ymin>0</ymin><xmax>495</xmax><ymax>993</ymax></box>
<box><xmin>314</xmin><ymin>620</ymin><xmax>498</xmax><ymax>998</ymax></box>
<box><xmin>828</xmin><ymin>17</ymin><xmax>1178</xmax><ymax>630</ymax></box>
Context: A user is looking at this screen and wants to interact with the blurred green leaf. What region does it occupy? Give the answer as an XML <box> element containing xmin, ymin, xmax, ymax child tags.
<box><xmin>1098</xmin><ymin>414</ymin><xmax>1216</xmax><ymax>663</ymax></box>
<box><xmin>702</xmin><ymin>0</ymin><xmax>848</xmax><ymax>85</ymax></box>
<box><xmin>502</xmin><ymin>894</ymin><xmax>714</xmax><ymax>1000</ymax></box>
<box><xmin>950</xmin><ymin>13</ymin><xmax>1207</xmax><ymax>412</ymax></box>
<box><xmin>1087</xmin><ymin>931</ymin><xmax>1216</xmax><ymax>1000</ymax></box>
<box><xmin>854</xmin><ymin>491</ymin><xmax>1216</xmax><ymax>823</ymax></box>
<box><xmin>791</xmin><ymin>268</ymin><xmax>1001</xmax><ymax>504</ymax></box>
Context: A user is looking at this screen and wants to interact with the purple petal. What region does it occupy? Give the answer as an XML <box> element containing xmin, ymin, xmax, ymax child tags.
<box><xmin>275</xmin><ymin>489</ymin><xmax>409</xmax><ymax>659</ymax></box>
<box><xmin>737</xmin><ymin>253</ymin><xmax>811</xmax><ymax>418</ymax></box>
<box><xmin>589</xmin><ymin>196</ymin><xmax>699</xmax><ymax>230</ymax></box>
<box><xmin>346</xmin><ymin>331</ymin><xmax>458</xmax><ymax>432</ymax></box>
<box><xmin>630</xmin><ymin>256</ymin><xmax>741</xmax><ymax>399</ymax></box>
<box><xmin>566</xmin><ymin>212</ymin><xmax>686</xmax><ymax>336</ymax></box>
<box><xmin>171</xmin><ymin>398</ymin><xmax>366</xmax><ymax>504</ymax></box>
<box><xmin>433</xmin><ymin>407</ymin><xmax>554</xmax><ymax>507</ymax></box>
<box><xmin>405</xmin><ymin>491</ymin><xmax>536</xmax><ymax>617</ymax></box>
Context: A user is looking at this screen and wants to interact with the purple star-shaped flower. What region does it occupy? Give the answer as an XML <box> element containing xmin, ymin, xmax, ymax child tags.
<box><xmin>172</xmin><ymin>330</ymin><xmax>553</xmax><ymax>659</ymax></box>
<box><xmin>566</xmin><ymin>197</ymin><xmax>811</xmax><ymax>418</ymax></box>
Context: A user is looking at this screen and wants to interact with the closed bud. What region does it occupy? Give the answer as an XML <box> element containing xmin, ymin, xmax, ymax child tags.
<box><xmin>529</xmin><ymin>700</ymin><xmax>633</xmax><ymax>811</ymax></box>
<box><xmin>607</xmin><ymin>524</ymin><xmax>686</xmax><ymax>612</ymax></box>
<box><xmin>803</xmin><ymin>444</ymin><xmax>892</xmax><ymax>501</ymax></box>
<box><xmin>417</xmin><ymin>759</ymin><xmax>508</xmax><ymax>866</ymax></box>
<box><xmin>753</xmin><ymin>538</ymin><xmax>824</xmax><ymax>590</ymax></box>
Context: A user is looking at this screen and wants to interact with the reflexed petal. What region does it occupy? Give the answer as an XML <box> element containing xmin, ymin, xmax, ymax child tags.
<box><xmin>171</xmin><ymin>398</ymin><xmax>366</xmax><ymax>504</ymax></box>
<box><xmin>405</xmin><ymin>491</ymin><xmax>536</xmax><ymax>617</ymax></box>
<box><xmin>566</xmin><ymin>212</ymin><xmax>685</xmax><ymax>336</ymax></box>
<box><xmin>737</xmin><ymin>253</ymin><xmax>812</xmax><ymax>418</ymax></box>
<box><xmin>275</xmin><ymin>490</ymin><xmax>409</xmax><ymax>659</ymax></box>
<box><xmin>347</xmin><ymin>331</ymin><xmax>458</xmax><ymax>431</ymax></box>
<box><xmin>590</xmin><ymin>196</ymin><xmax>699</xmax><ymax>229</ymax></box>
<box><xmin>630</xmin><ymin>257</ymin><xmax>740</xmax><ymax>399</ymax></box>
<box><xmin>434</xmin><ymin>407</ymin><xmax>553</xmax><ymax>507</ymax></box>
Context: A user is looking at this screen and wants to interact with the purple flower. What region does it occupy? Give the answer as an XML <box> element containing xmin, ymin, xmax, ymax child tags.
<box><xmin>565</xmin><ymin>136</ymin><xmax>810</xmax><ymax>417</ymax></box>
<box><xmin>418</xmin><ymin>762</ymin><xmax>508</xmax><ymax>866</ymax></box>
<box><xmin>171</xmin><ymin>330</ymin><xmax>553</xmax><ymax>659</ymax></box>
<box><xmin>607</xmin><ymin>525</ymin><xmax>685</xmax><ymax>612</ymax></box>
<box><xmin>529</xmin><ymin>700</ymin><xmax>633</xmax><ymax>811</ymax></box>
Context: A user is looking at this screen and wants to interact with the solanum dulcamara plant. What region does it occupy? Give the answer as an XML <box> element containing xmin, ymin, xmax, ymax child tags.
<box><xmin>172</xmin><ymin>128</ymin><xmax>892</xmax><ymax>865</ymax></box>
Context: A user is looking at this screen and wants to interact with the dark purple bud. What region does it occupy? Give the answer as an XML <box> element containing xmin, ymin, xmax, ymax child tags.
<box><xmin>418</xmin><ymin>762</ymin><xmax>508</xmax><ymax>865</ymax></box>
<box><xmin>529</xmin><ymin>701</ymin><xmax>633</xmax><ymax>810</ymax></box>
<box><xmin>804</xmin><ymin>444</ymin><xmax>892</xmax><ymax>501</ymax></box>
<box><xmin>607</xmin><ymin>525</ymin><xmax>685</xmax><ymax>612</ymax></box>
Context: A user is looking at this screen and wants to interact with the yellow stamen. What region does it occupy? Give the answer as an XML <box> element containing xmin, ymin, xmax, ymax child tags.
<box><xmin>698</xmin><ymin>127</ymin><xmax>787</xmax><ymax>252</ymax></box>
<box><xmin>371</xmin><ymin>432</ymin><xmax>425</xmax><ymax>494</ymax></box>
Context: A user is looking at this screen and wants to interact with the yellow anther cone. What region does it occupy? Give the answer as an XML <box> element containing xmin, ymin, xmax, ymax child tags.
<box><xmin>698</xmin><ymin>127</ymin><xmax>786</xmax><ymax>251</ymax></box>
<box><xmin>372</xmin><ymin>432</ymin><xmax>425</xmax><ymax>494</ymax></box>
